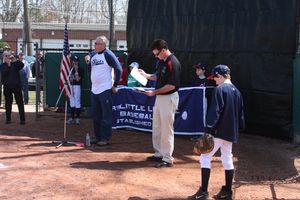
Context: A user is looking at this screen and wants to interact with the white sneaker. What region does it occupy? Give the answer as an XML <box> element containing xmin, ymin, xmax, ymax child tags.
<box><xmin>75</xmin><ymin>118</ymin><xmax>80</xmax><ymax>125</ymax></box>
<box><xmin>66</xmin><ymin>118</ymin><xmax>74</xmax><ymax>124</ymax></box>
<box><xmin>96</xmin><ymin>140</ymin><xmax>108</xmax><ymax>146</ymax></box>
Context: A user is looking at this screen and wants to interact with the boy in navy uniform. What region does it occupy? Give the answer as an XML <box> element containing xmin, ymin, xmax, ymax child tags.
<box><xmin>67</xmin><ymin>55</ymin><xmax>84</xmax><ymax>125</ymax></box>
<box><xmin>188</xmin><ymin>65</ymin><xmax>245</xmax><ymax>200</ymax></box>
<box><xmin>191</xmin><ymin>63</ymin><xmax>207</xmax><ymax>87</ymax></box>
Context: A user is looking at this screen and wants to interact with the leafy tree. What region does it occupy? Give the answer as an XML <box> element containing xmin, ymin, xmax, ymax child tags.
<box><xmin>30</xmin><ymin>7</ymin><xmax>44</xmax><ymax>22</ymax></box>
<box><xmin>0</xmin><ymin>40</ymin><xmax>9</xmax><ymax>50</ymax></box>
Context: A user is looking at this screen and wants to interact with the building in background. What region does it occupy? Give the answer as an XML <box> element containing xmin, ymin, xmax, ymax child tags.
<box><xmin>1</xmin><ymin>22</ymin><xmax>126</xmax><ymax>54</ymax></box>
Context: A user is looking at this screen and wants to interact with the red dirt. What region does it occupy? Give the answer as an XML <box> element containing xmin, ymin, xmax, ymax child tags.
<box><xmin>0</xmin><ymin>104</ymin><xmax>299</xmax><ymax>200</ymax></box>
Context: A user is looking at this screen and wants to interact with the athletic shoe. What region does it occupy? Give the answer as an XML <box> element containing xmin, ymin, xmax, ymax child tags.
<box><xmin>213</xmin><ymin>186</ymin><xmax>232</xmax><ymax>200</ymax></box>
<box><xmin>187</xmin><ymin>187</ymin><xmax>208</xmax><ymax>200</ymax></box>
<box><xmin>66</xmin><ymin>118</ymin><xmax>74</xmax><ymax>124</ymax></box>
<box><xmin>155</xmin><ymin>161</ymin><xmax>173</xmax><ymax>168</ymax></box>
<box><xmin>146</xmin><ymin>155</ymin><xmax>162</xmax><ymax>162</ymax></box>
<box><xmin>75</xmin><ymin>118</ymin><xmax>80</xmax><ymax>125</ymax></box>
<box><xmin>96</xmin><ymin>140</ymin><xmax>109</xmax><ymax>146</ymax></box>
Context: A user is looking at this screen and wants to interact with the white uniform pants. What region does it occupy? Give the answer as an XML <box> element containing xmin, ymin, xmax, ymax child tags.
<box><xmin>69</xmin><ymin>85</ymin><xmax>81</xmax><ymax>108</ymax></box>
<box><xmin>152</xmin><ymin>92</ymin><xmax>179</xmax><ymax>164</ymax></box>
<box><xmin>200</xmin><ymin>137</ymin><xmax>234</xmax><ymax>170</ymax></box>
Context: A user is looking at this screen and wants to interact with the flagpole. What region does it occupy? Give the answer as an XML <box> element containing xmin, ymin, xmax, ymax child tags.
<box><xmin>52</xmin><ymin>22</ymin><xmax>81</xmax><ymax>148</ymax></box>
<box><xmin>52</xmin><ymin>96</ymin><xmax>79</xmax><ymax>148</ymax></box>
<box><xmin>54</xmin><ymin>86</ymin><xmax>65</xmax><ymax>109</ymax></box>
<box><xmin>54</xmin><ymin>67</ymin><xmax>74</xmax><ymax>109</ymax></box>
<box><xmin>64</xmin><ymin>99</ymin><xmax>67</xmax><ymax>139</ymax></box>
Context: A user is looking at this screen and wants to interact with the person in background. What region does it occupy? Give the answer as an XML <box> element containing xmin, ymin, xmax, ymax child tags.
<box><xmin>139</xmin><ymin>39</ymin><xmax>181</xmax><ymax>168</ymax></box>
<box><xmin>85</xmin><ymin>35</ymin><xmax>122</xmax><ymax>146</ymax></box>
<box><xmin>127</xmin><ymin>62</ymin><xmax>141</xmax><ymax>87</ymax></box>
<box><xmin>0</xmin><ymin>51</ymin><xmax>25</xmax><ymax>124</ymax></box>
<box><xmin>32</xmin><ymin>51</ymin><xmax>45</xmax><ymax>104</ymax></box>
<box><xmin>187</xmin><ymin>65</ymin><xmax>245</xmax><ymax>200</ymax></box>
<box><xmin>18</xmin><ymin>52</ymin><xmax>31</xmax><ymax>104</ymax></box>
<box><xmin>32</xmin><ymin>51</ymin><xmax>45</xmax><ymax>79</ymax></box>
<box><xmin>67</xmin><ymin>55</ymin><xmax>84</xmax><ymax>125</ymax></box>
<box><xmin>0</xmin><ymin>46</ymin><xmax>12</xmax><ymax>106</ymax></box>
<box><xmin>191</xmin><ymin>63</ymin><xmax>207</xmax><ymax>87</ymax></box>
<box><xmin>190</xmin><ymin>62</ymin><xmax>216</xmax><ymax>118</ymax></box>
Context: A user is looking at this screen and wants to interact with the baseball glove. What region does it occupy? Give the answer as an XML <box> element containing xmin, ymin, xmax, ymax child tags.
<box><xmin>193</xmin><ymin>133</ymin><xmax>215</xmax><ymax>155</ymax></box>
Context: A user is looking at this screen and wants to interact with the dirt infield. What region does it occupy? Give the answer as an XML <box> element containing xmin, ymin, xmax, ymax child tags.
<box><xmin>0</xmin><ymin>104</ymin><xmax>300</xmax><ymax>200</ymax></box>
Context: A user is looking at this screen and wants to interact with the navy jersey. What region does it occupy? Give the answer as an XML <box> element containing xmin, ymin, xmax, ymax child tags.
<box><xmin>70</xmin><ymin>67</ymin><xmax>84</xmax><ymax>85</ymax></box>
<box><xmin>205</xmin><ymin>82</ymin><xmax>245</xmax><ymax>142</ymax></box>
<box><xmin>192</xmin><ymin>76</ymin><xmax>207</xmax><ymax>87</ymax></box>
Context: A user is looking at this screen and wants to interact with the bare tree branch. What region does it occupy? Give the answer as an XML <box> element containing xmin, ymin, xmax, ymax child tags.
<box><xmin>0</xmin><ymin>0</ymin><xmax>22</xmax><ymax>22</ymax></box>
<box><xmin>0</xmin><ymin>0</ymin><xmax>128</xmax><ymax>23</ymax></box>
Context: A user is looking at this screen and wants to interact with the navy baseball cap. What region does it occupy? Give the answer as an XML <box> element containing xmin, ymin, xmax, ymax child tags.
<box><xmin>73</xmin><ymin>55</ymin><xmax>80</xmax><ymax>61</ymax></box>
<box><xmin>207</xmin><ymin>64</ymin><xmax>230</xmax><ymax>80</ymax></box>
<box><xmin>193</xmin><ymin>63</ymin><xmax>205</xmax><ymax>70</ymax></box>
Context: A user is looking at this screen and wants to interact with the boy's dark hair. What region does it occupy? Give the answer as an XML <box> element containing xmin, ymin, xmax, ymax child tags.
<box><xmin>151</xmin><ymin>39</ymin><xmax>168</xmax><ymax>51</ymax></box>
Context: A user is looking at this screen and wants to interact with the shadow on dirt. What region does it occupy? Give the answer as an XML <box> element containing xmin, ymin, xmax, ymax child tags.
<box><xmin>234</xmin><ymin>134</ymin><xmax>300</xmax><ymax>185</ymax></box>
<box><xmin>70</xmin><ymin>160</ymin><xmax>156</xmax><ymax>170</ymax></box>
<box><xmin>1</xmin><ymin>109</ymin><xmax>300</xmax><ymax>188</ymax></box>
<box><xmin>127</xmin><ymin>197</ymin><xmax>183</xmax><ymax>200</ymax></box>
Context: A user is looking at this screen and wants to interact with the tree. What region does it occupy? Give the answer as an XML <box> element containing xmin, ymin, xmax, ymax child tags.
<box><xmin>0</xmin><ymin>0</ymin><xmax>129</xmax><ymax>24</ymax></box>
<box><xmin>0</xmin><ymin>40</ymin><xmax>9</xmax><ymax>50</ymax></box>
<box><xmin>23</xmin><ymin>0</ymin><xmax>33</xmax><ymax>55</ymax></box>
<box><xmin>0</xmin><ymin>0</ymin><xmax>22</xmax><ymax>22</ymax></box>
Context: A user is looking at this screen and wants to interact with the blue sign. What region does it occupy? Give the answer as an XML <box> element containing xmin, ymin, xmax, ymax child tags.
<box><xmin>112</xmin><ymin>87</ymin><xmax>206</xmax><ymax>135</ymax></box>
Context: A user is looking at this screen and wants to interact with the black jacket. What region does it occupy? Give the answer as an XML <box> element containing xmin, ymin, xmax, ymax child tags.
<box><xmin>0</xmin><ymin>60</ymin><xmax>24</xmax><ymax>88</ymax></box>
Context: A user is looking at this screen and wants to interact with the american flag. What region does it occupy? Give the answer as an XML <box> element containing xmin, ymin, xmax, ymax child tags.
<box><xmin>59</xmin><ymin>23</ymin><xmax>72</xmax><ymax>98</ymax></box>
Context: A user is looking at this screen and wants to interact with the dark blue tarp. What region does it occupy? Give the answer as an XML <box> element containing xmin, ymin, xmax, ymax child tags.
<box><xmin>126</xmin><ymin>0</ymin><xmax>299</xmax><ymax>139</ymax></box>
